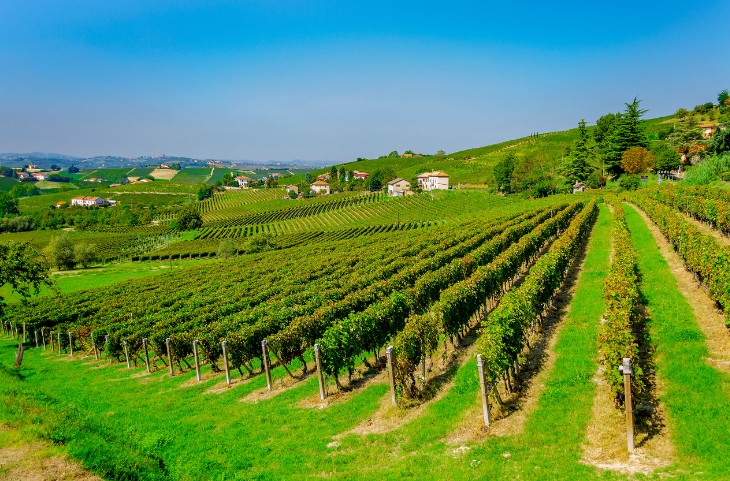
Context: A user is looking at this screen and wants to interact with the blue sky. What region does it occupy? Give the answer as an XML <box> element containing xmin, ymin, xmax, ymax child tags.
<box><xmin>1</xmin><ymin>1</ymin><xmax>728</xmax><ymax>163</ymax></box>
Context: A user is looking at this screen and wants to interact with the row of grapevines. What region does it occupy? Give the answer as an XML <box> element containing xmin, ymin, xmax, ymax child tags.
<box><xmin>597</xmin><ymin>199</ymin><xmax>644</xmax><ymax>400</ymax></box>
<box><xmin>316</xmin><ymin>203</ymin><xmax>581</xmax><ymax>383</ymax></box>
<box><xmin>644</xmin><ymin>185</ymin><xmax>730</xmax><ymax>235</ymax></box>
<box><xmin>391</xmin><ymin>202</ymin><xmax>586</xmax><ymax>394</ymax></box>
<box><xmin>629</xmin><ymin>191</ymin><xmax>730</xmax><ymax>325</ymax></box>
<box><xmin>474</xmin><ymin>200</ymin><xmax>597</xmax><ymax>392</ymax></box>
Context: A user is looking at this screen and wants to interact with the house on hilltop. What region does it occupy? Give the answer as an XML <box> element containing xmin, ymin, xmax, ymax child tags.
<box><xmin>311</xmin><ymin>180</ymin><xmax>330</xmax><ymax>195</ymax></box>
<box><xmin>417</xmin><ymin>171</ymin><xmax>449</xmax><ymax>191</ymax></box>
<box><xmin>387</xmin><ymin>178</ymin><xmax>411</xmax><ymax>197</ymax></box>
<box><xmin>699</xmin><ymin>123</ymin><xmax>718</xmax><ymax>139</ymax></box>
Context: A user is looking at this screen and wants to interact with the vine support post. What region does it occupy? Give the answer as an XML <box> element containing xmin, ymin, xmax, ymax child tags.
<box><xmin>421</xmin><ymin>356</ymin><xmax>427</xmax><ymax>385</ymax></box>
<box><xmin>92</xmin><ymin>333</ymin><xmax>99</xmax><ymax>360</ymax></box>
<box><xmin>123</xmin><ymin>339</ymin><xmax>131</xmax><ymax>369</ymax></box>
<box><xmin>222</xmin><ymin>341</ymin><xmax>231</xmax><ymax>385</ymax></box>
<box><xmin>57</xmin><ymin>332</ymin><xmax>61</xmax><ymax>354</ymax></box>
<box><xmin>193</xmin><ymin>340</ymin><xmax>201</xmax><ymax>382</ymax></box>
<box><xmin>142</xmin><ymin>338</ymin><xmax>150</xmax><ymax>373</ymax></box>
<box><xmin>476</xmin><ymin>354</ymin><xmax>492</xmax><ymax>427</ymax></box>
<box><xmin>104</xmin><ymin>335</ymin><xmax>110</xmax><ymax>364</ymax></box>
<box><xmin>314</xmin><ymin>343</ymin><xmax>326</xmax><ymax>401</ymax></box>
<box><xmin>619</xmin><ymin>358</ymin><xmax>635</xmax><ymax>452</ymax></box>
<box><xmin>50</xmin><ymin>331</ymin><xmax>54</xmax><ymax>352</ymax></box>
<box><xmin>41</xmin><ymin>329</ymin><xmax>46</xmax><ymax>350</ymax></box>
<box><xmin>23</xmin><ymin>322</ymin><xmax>26</xmax><ymax>342</ymax></box>
<box><xmin>68</xmin><ymin>331</ymin><xmax>73</xmax><ymax>357</ymax></box>
<box><xmin>34</xmin><ymin>330</ymin><xmax>38</xmax><ymax>348</ymax></box>
<box><xmin>386</xmin><ymin>345</ymin><xmax>396</xmax><ymax>407</ymax></box>
<box><xmin>261</xmin><ymin>340</ymin><xmax>272</xmax><ymax>391</ymax></box>
<box><xmin>166</xmin><ymin>338</ymin><xmax>174</xmax><ymax>376</ymax></box>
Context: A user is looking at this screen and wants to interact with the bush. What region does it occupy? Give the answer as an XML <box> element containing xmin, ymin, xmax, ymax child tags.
<box><xmin>618</xmin><ymin>174</ymin><xmax>641</xmax><ymax>191</ymax></box>
<box><xmin>46</xmin><ymin>235</ymin><xmax>76</xmax><ymax>270</ymax></box>
<box><xmin>173</xmin><ymin>205</ymin><xmax>202</xmax><ymax>231</ymax></box>
<box><xmin>75</xmin><ymin>242</ymin><xmax>98</xmax><ymax>268</ymax></box>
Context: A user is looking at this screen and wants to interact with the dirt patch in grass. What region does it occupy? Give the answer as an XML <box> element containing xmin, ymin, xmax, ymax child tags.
<box><xmin>241</xmin><ymin>369</ymin><xmax>314</xmax><ymax>403</ymax></box>
<box><xmin>581</xmin><ymin>365</ymin><xmax>675</xmax><ymax>476</ymax></box>
<box><xmin>0</xmin><ymin>426</ymin><xmax>100</xmax><ymax>481</ymax></box>
<box><xmin>632</xmin><ymin>205</ymin><xmax>730</xmax><ymax>372</ymax></box>
<box><xmin>149</xmin><ymin>168</ymin><xmax>179</xmax><ymax>180</ymax></box>
<box><xmin>297</xmin><ymin>361</ymin><xmax>389</xmax><ymax>410</ymax></box>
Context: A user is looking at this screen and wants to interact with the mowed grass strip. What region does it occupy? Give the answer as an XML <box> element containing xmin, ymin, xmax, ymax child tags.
<box><xmin>624</xmin><ymin>204</ymin><xmax>730</xmax><ymax>477</ymax></box>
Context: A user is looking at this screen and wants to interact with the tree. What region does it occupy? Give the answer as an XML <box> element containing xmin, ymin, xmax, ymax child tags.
<box><xmin>651</xmin><ymin>143</ymin><xmax>681</xmax><ymax>172</ymax></box>
<box><xmin>435</xmin><ymin>150</ymin><xmax>446</xmax><ymax>157</ymax></box>
<box><xmin>67</xmin><ymin>165</ymin><xmax>80</xmax><ymax>174</ymax></box>
<box><xmin>217</xmin><ymin>239</ymin><xmax>237</xmax><ymax>258</ymax></box>
<box><xmin>710</xmin><ymin>127</ymin><xmax>730</xmax><ymax>155</ymax></box>
<box><xmin>563</xmin><ymin>119</ymin><xmax>594</xmax><ymax>182</ymax></box>
<box><xmin>493</xmin><ymin>154</ymin><xmax>516</xmax><ymax>193</ymax></box>
<box><xmin>0</xmin><ymin>242</ymin><xmax>52</xmax><ymax>317</ymax></box>
<box><xmin>668</xmin><ymin>115</ymin><xmax>704</xmax><ymax>160</ymax></box>
<box><xmin>367</xmin><ymin>168</ymin><xmax>396</xmax><ymax>191</ymax></box>
<box><xmin>388</xmin><ymin>151</ymin><xmax>399</xmax><ymax>158</ymax></box>
<box><xmin>347</xmin><ymin>170</ymin><xmax>354</xmax><ymax>182</ymax></box>
<box><xmin>74</xmin><ymin>242</ymin><xmax>98</xmax><ymax>268</ymax></box>
<box><xmin>287</xmin><ymin>189</ymin><xmax>298</xmax><ymax>199</ymax></box>
<box><xmin>0</xmin><ymin>192</ymin><xmax>20</xmax><ymax>216</ymax></box>
<box><xmin>604</xmin><ymin>98</ymin><xmax>649</xmax><ymax>175</ymax></box>
<box><xmin>329</xmin><ymin>166</ymin><xmax>338</xmax><ymax>179</ymax></box>
<box><xmin>305</xmin><ymin>172</ymin><xmax>312</xmax><ymax>183</ymax></box>
<box><xmin>197</xmin><ymin>184</ymin><xmax>214</xmax><ymax>201</ymax></box>
<box><xmin>174</xmin><ymin>205</ymin><xmax>203</xmax><ymax>231</ymax></box>
<box><xmin>621</xmin><ymin>147</ymin><xmax>655</xmax><ymax>174</ymax></box>
<box><xmin>338</xmin><ymin>167</ymin><xmax>346</xmax><ymax>180</ymax></box>
<box><xmin>46</xmin><ymin>234</ymin><xmax>76</xmax><ymax>270</ymax></box>
<box><xmin>593</xmin><ymin>113</ymin><xmax>617</xmax><ymax>145</ymax></box>
<box><xmin>674</xmin><ymin>107</ymin><xmax>690</xmax><ymax>118</ymax></box>
<box><xmin>618</xmin><ymin>174</ymin><xmax>641</xmax><ymax>191</ymax></box>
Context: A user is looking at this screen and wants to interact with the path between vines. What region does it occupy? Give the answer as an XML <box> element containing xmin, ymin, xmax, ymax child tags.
<box><xmin>632</xmin><ymin>204</ymin><xmax>730</xmax><ymax>371</ymax></box>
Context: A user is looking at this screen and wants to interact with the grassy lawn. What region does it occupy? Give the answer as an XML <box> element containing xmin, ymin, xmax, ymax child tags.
<box><xmin>624</xmin><ymin>204</ymin><xmax>730</xmax><ymax>478</ymax></box>
<box><xmin>0</xmin><ymin>257</ymin><xmax>217</xmax><ymax>303</ymax></box>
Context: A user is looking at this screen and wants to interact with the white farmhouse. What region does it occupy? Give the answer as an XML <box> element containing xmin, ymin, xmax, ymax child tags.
<box><xmin>310</xmin><ymin>180</ymin><xmax>330</xmax><ymax>195</ymax></box>
<box><xmin>71</xmin><ymin>196</ymin><xmax>105</xmax><ymax>207</ymax></box>
<box><xmin>416</xmin><ymin>171</ymin><xmax>449</xmax><ymax>191</ymax></box>
<box><xmin>387</xmin><ymin>178</ymin><xmax>411</xmax><ymax>197</ymax></box>
<box><xmin>235</xmin><ymin>176</ymin><xmax>250</xmax><ymax>188</ymax></box>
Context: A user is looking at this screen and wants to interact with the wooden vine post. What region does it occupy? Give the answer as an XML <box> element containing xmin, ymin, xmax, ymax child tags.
<box><xmin>41</xmin><ymin>329</ymin><xmax>46</xmax><ymax>350</ymax></box>
<box><xmin>261</xmin><ymin>340</ymin><xmax>272</xmax><ymax>390</ymax></box>
<box><xmin>476</xmin><ymin>354</ymin><xmax>492</xmax><ymax>427</ymax></box>
<box><xmin>14</xmin><ymin>343</ymin><xmax>24</xmax><ymax>368</ymax></box>
<box><xmin>104</xmin><ymin>335</ymin><xmax>110</xmax><ymax>364</ymax></box>
<box><xmin>91</xmin><ymin>332</ymin><xmax>99</xmax><ymax>360</ymax></box>
<box><xmin>123</xmin><ymin>338</ymin><xmax>131</xmax><ymax>369</ymax></box>
<box><xmin>619</xmin><ymin>358</ymin><xmax>635</xmax><ymax>452</ymax></box>
<box><xmin>68</xmin><ymin>331</ymin><xmax>73</xmax><ymax>357</ymax></box>
<box><xmin>34</xmin><ymin>330</ymin><xmax>38</xmax><ymax>348</ymax></box>
<box><xmin>57</xmin><ymin>332</ymin><xmax>61</xmax><ymax>354</ymax></box>
<box><xmin>192</xmin><ymin>340</ymin><xmax>201</xmax><ymax>382</ymax></box>
<box><xmin>166</xmin><ymin>338</ymin><xmax>174</xmax><ymax>376</ymax></box>
<box><xmin>222</xmin><ymin>341</ymin><xmax>231</xmax><ymax>385</ymax></box>
<box><xmin>22</xmin><ymin>322</ymin><xmax>26</xmax><ymax>342</ymax></box>
<box><xmin>386</xmin><ymin>345</ymin><xmax>396</xmax><ymax>407</ymax></box>
<box><xmin>142</xmin><ymin>338</ymin><xmax>151</xmax><ymax>373</ymax></box>
<box><xmin>314</xmin><ymin>343</ymin><xmax>326</xmax><ymax>401</ymax></box>
<box><xmin>49</xmin><ymin>331</ymin><xmax>54</xmax><ymax>352</ymax></box>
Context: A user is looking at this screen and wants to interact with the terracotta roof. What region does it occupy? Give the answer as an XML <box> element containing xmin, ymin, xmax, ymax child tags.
<box><xmin>388</xmin><ymin>178</ymin><xmax>409</xmax><ymax>185</ymax></box>
<box><xmin>311</xmin><ymin>180</ymin><xmax>329</xmax><ymax>186</ymax></box>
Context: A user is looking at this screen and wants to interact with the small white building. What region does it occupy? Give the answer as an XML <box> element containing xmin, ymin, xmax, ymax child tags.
<box><xmin>417</xmin><ymin>171</ymin><xmax>449</xmax><ymax>191</ymax></box>
<box><xmin>71</xmin><ymin>196</ymin><xmax>105</xmax><ymax>207</ymax></box>
<box><xmin>311</xmin><ymin>180</ymin><xmax>330</xmax><ymax>195</ymax></box>
<box><xmin>572</xmin><ymin>181</ymin><xmax>586</xmax><ymax>194</ymax></box>
<box><xmin>235</xmin><ymin>176</ymin><xmax>250</xmax><ymax>188</ymax></box>
<box><xmin>387</xmin><ymin>178</ymin><xmax>411</xmax><ymax>197</ymax></box>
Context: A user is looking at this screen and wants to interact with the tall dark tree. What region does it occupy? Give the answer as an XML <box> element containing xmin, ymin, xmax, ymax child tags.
<box><xmin>593</xmin><ymin>113</ymin><xmax>617</xmax><ymax>145</ymax></box>
<box><xmin>563</xmin><ymin>119</ymin><xmax>594</xmax><ymax>183</ymax></box>
<box><xmin>710</xmin><ymin>127</ymin><xmax>730</xmax><ymax>155</ymax></box>
<box><xmin>604</xmin><ymin>98</ymin><xmax>649</xmax><ymax>175</ymax></box>
<box><xmin>329</xmin><ymin>166</ymin><xmax>338</xmax><ymax>179</ymax></box>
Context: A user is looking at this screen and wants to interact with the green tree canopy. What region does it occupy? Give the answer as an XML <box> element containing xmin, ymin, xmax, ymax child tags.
<box><xmin>493</xmin><ymin>154</ymin><xmax>516</xmax><ymax>193</ymax></box>
<box><xmin>0</xmin><ymin>192</ymin><xmax>20</xmax><ymax>216</ymax></box>
<box><xmin>46</xmin><ymin>234</ymin><xmax>76</xmax><ymax>270</ymax></box>
<box><xmin>651</xmin><ymin>142</ymin><xmax>681</xmax><ymax>172</ymax></box>
<box><xmin>174</xmin><ymin>205</ymin><xmax>203</xmax><ymax>231</ymax></box>
<box><xmin>0</xmin><ymin>241</ymin><xmax>52</xmax><ymax>316</ymax></box>
<box><xmin>604</xmin><ymin>98</ymin><xmax>649</xmax><ymax>176</ymax></box>
<box><xmin>563</xmin><ymin>119</ymin><xmax>594</xmax><ymax>183</ymax></box>
<box><xmin>668</xmin><ymin>115</ymin><xmax>704</xmax><ymax>156</ymax></box>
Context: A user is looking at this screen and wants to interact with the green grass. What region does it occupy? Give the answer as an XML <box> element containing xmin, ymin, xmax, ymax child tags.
<box><xmin>127</xmin><ymin>168</ymin><xmax>155</xmax><ymax>177</ymax></box>
<box><xmin>0</xmin><ymin>257</ymin><xmax>217</xmax><ymax>303</ymax></box>
<box><xmin>0</xmin><ymin>176</ymin><xmax>19</xmax><ymax>192</ymax></box>
<box><xmin>80</xmin><ymin>168</ymin><xmax>134</xmax><ymax>184</ymax></box>
<box><xmin>624</xmin><ymin>204</ymin><xmax>730</xmax><ymax>478</ymax></box>
<box><xmin>171</xmin><ymin>167</ymin><xmax>212</xmax><ymax>184</ymax></box>
<box><xmin>206</xmin><ymin>168</ymin><xmax>237</xmax><ymax>184</ymax></box>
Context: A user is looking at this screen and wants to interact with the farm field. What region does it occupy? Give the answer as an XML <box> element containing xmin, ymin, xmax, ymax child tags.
<box><xmin>170</xmin><ymin>167</ymin><xmax>212</xmax><ymax>184</ymax></box>
<box><xmin>3</xmin><ymin>183</ymin><xmax>730</xmax><ymax>480</ymax></box>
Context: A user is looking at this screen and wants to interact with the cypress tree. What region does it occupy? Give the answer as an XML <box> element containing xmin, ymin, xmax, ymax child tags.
<box><xmin>604</xmin><ymin>98</ymin><xmax>648</xmax><ymax>175</ymax></box>
<box><xmin>563</xmin><ymin>119</ymin><xmax>593</xmax><ymax>183</ymax></box>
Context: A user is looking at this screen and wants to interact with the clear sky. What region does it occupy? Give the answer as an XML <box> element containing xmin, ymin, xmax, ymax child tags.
<box><xmin>1</xmin><ymin>1</ymin><xmax>728</xmax><ymax>164</ymax></box>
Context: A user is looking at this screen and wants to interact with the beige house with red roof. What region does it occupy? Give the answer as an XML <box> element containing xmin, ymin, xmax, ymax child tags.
<box><xmin>310</xmin><ymin>180</ymin><xmax>330</xmax><ymax>195</ymax></box>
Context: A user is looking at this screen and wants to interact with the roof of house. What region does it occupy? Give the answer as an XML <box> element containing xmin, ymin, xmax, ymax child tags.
<box><xmin>235</xmin><ymin>175</ymin><xmax>250</xmax><ymax>180</ymax></box>
<box><xmin>417</xmin><ymin>170</ymin><xmax>449</xmax><ymax>178</ymax></box>
<box><xmin>699</xmin><ymin>123</ymin><xmax>718</xmax><ymax>128</ymax></box>
<box><xmin>72</xmin><ymin>196</ymin><xmax>103</xmax><ymax>201</ymax></box>
<box><xmin>311</xmin><ymin>180</ymin><xmax>330</xmax><ymax>186</ymax></box>
<box><xmin>388</xmin><ymin>178</ymin><xmax>409</xmax><ymax>185</ymax></box>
